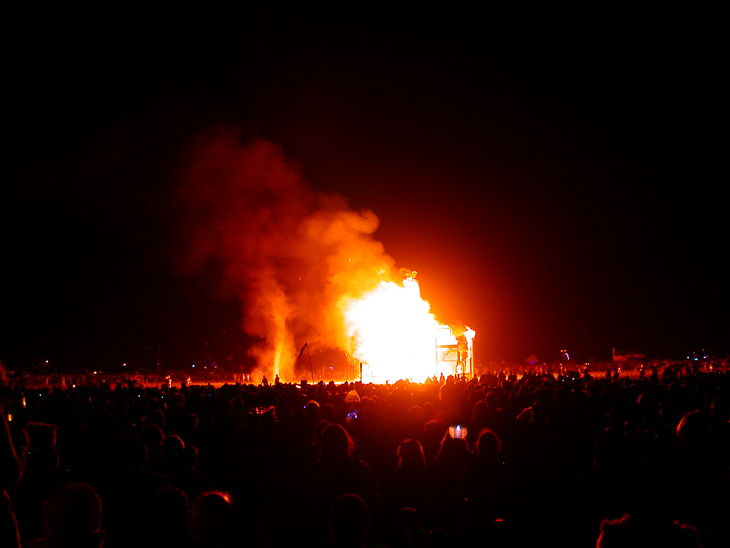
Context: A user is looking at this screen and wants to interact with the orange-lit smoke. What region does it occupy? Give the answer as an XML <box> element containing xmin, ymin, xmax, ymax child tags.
<box><xmin>175</xmin><ymin>127</ymin><xmax>470</xmax><ymax>383</ymax></box>
<box><xmin>176</xmin><ymin>127</ymin><xmax>401</xmax><ymax>380</ymax></box>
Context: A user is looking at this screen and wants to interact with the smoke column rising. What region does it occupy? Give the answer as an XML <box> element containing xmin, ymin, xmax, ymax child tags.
<box><xmin>176</xmin><ymin>127</ymin><xmax>397</xmax><ymax>380</ymax></box>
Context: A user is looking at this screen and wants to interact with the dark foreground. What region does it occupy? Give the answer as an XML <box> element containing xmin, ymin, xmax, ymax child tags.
<box><xmin>2</xmin><ymin>365</ymin><xmax>728</xmax><ymax>547</ymax></box>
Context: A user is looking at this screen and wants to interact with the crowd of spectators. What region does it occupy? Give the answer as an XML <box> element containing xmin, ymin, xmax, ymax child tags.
<box><xmin>1</xmin><ymin>363</ymin><xmax>728</xmax><ymax>547</ymax></box>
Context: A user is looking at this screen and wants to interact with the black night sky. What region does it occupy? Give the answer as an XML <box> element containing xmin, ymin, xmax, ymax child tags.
<box><xmin>3</xmin><ymin>7</ymin><xmax>726</xmax><ymax>372</ymax></box>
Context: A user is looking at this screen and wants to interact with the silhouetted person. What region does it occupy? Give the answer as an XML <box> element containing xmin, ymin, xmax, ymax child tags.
<box><xmin>673</xmin><ymin>410</ymin><xmax>729</xmax><ymax>545</ymax></box>
<box><xmin>100</xmin><ymin>436</ymin><xmax>171</xmax><ymax>544</ymax></box>
<box><xmin>13</xmin><ymin>444</ymin><xmax>62</xmax><ymax>544</ymax></box>
<box><xmin>139</xmin><ymin>423</ymin><xmax>166</xmax><ymax>473</ymax></box>
<box><xmin>597</xmin><ymin>512</ymin><xmax>702</xmax><ymax>548</ymax></box>
<box><xmin>328</xmin><ymin>493</ymin><xmax>369</xmax><ymax>548</ymax></box>
<box><xmin>1</xmin><ymin>410</ymin><xmax>23</xmax><ymax>548</ymax></box>
<box><xmin>311</xmin><ymin>424</ymin><xmax>381</xmax><ymax>543</ymax></box>
<box><xmin>170</xmin><ymin>445</ymin><xmax>210</xmax><ymax>503</ymax></box>
<box><xmin>299</xmin><ymin>400</ymin><xmax>323</xmax><ymax>445</ymax></box>
<box><xmin>386</xmin><ymin>439</ymin><xmax>437</xmax><ymax>529</ymax></box>
<box><xmin>420</xmin><ymin>419</ymin><xmax>447</xmax><ymax>467</ymax></box>
<box><xmin>28</xmin><ymin>483</ymin><xmax>105</xmax><ymax>548</ymax></box>
<box><xmin>190</xmin><ymin>491</ymin><xmax>237</xmax><ymax>548</ymax></box>
<box><xmin>432</xmin><ymin>432</ymin><xmax>476</xmax><ymax>537</ymax></box>
<box><xmin>596</xmin><ymin>466</ymin><xmax>702</xmax><ymax>548</ymax></box>
<box><xmin>467</xmin><ymin>429</ymin><xmax>510</xmax><ymax>516</ymax></box>
<box><xmin>160</xmin><ymin>434</ymin><xmax>186</xmax><ymax>480</ymax></box>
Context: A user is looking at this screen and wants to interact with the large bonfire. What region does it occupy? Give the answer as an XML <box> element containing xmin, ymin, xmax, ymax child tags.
<box><xmin>176</xmin><ymin>127</ymin><xmax>474</xmax><ymax>383</ymax></box>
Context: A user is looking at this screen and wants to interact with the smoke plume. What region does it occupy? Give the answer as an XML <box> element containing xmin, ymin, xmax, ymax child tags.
<box><xmin>176</xmin><ymin>126</ymin><xmax>397</xmax><ymax>380</ymax></box>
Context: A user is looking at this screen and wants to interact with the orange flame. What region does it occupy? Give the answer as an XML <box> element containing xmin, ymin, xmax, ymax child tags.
<box><xmin>343</xmin><ymin>277</ymin><xmax>441</xmax><ymax>383</ymax></box>
<box><xmin>176</xmin><ymin>129</ymin><xmax>475</xmax><ymax>382</ymax></box>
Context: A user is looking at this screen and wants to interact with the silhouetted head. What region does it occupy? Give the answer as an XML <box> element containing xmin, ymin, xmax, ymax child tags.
<box><xmin>476</xmin><ymin>429</ymin><xmax>502</xmax><ymax>461</ymax></box>
<box><xmin>148</xmin><ymin>408</ymin><xmax>166</xmax><ymax>429</ymax></box>
<box><xmin>162</xmin><ymin>434</ymin><xmax>186</xmax><ymax>466</ymax></box>
<box><xmin>169</xmin><ymin>392</ymin><xmax>186</xmax><ymax>410</ymax></box>
<box><xmin>398</xmin><ymin>439</ymin><xmax>426</xmax><ymax>470</ymax></box>
<box><xmin>42</xmin><ymin>483</ymin><xmax>103</xmax><ymax>543</ymax></box>
<box><xmin>322</xmin><ymin>402</ymin><xmax>336</xmax><ymax>423</ymax></box>
<box><xmin>183</xmin><ymin>412</ymin><xmax>199</xmax><ymax>431</ymax></box>
<box><xmin>409</xmin><ymin>405</ymin><xmax>424</xmax><ymax>423</ymax></box>
<box><xmin>305</xmin><ymin>400</ymin><xmax>320</xmax><ymax>417</ymax></box>
<box><xmin>183</xmin><ymin>444</ymin><xmax>199</xmax><ymax>469</ymax></box>
<box><xmin>422</xmin><ymin>401</ymin><xmax>435</xmax><ymax>421</ymax></box>
<box><xmin>320</xmin><ymin>423</ymin><xmax>354</xmax><ymax>461</ymax></box>
<box><xmin>329</xmin><ymin>494</ymin><xmax>370</xmax><ymax>545</ymax></box>
<box><xmin>140</xmin><ymin>423</ymin><xmax>165</xmax><ymax>452</ymax></box>
<box><xmin>436</xmin><ymin>435</ymin><xmax>469</xmax><ymax>467</ymax></box>
<box><xmin>190</xmin><ymin>491</ymin><xmax>236</xmax><ymax>545</ymax></box>
<box><xmin>676</xmin><ymin>410</ymin><xmax>709</xmax><ymax>450</ymax></box>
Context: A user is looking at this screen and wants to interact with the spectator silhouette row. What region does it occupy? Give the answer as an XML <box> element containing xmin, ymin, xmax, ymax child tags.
<box><xmin>1</xmin><ymin>365</ymin><xmax>728</xmax><ymax>547</ymax></box>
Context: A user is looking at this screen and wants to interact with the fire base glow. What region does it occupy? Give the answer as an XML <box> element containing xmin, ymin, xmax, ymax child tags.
<box><xmin>344</xmin><ymin>277</ymin><xmax>475</xmax><ymax>383</ymax></box>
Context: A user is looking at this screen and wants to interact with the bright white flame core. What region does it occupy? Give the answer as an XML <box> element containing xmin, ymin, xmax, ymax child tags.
<box><xmin>344</xmin><ymin>278</ymin><xmax>440</xmax><ymax>383</ymax></box>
